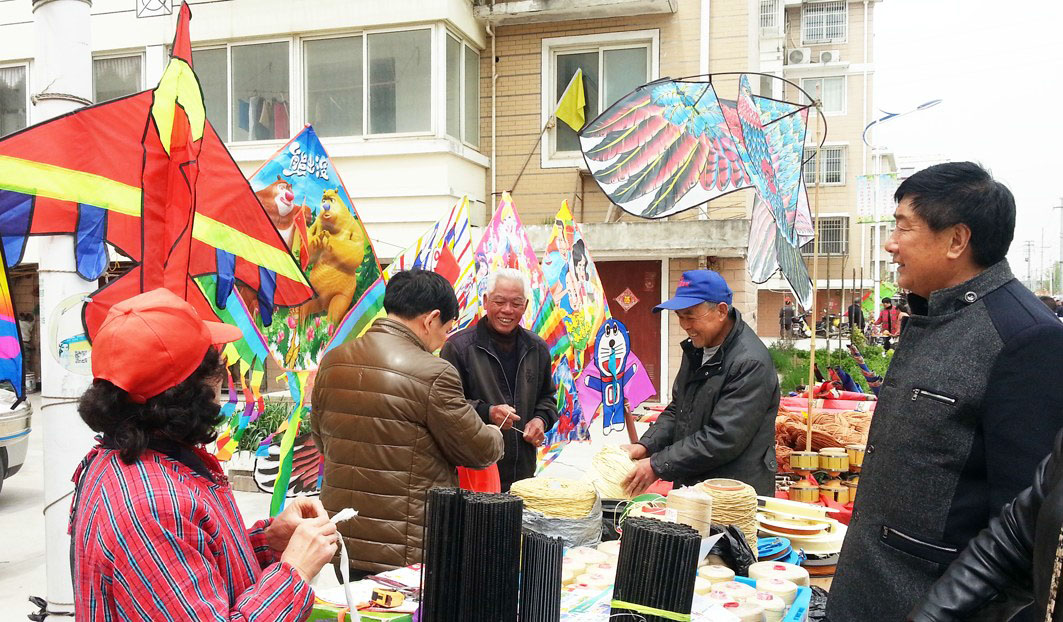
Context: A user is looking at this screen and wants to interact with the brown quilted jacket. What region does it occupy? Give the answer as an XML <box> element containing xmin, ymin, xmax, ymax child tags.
<box><xmin>309</xmin><ymin>318</ymin><xmax>503</xmax><ymax>573</ymax></box>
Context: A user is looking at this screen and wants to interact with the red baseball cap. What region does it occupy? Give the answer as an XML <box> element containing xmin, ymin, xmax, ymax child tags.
<box><xmin>91</xmin><ymin>288</ymin><xmax>243</xmax><ymax>403</ymax></box>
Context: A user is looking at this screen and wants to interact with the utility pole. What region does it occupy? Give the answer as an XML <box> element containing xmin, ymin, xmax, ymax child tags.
<box><xmin>1054</xmin><ymin>198</ymin><xmax>1063</xmax><ymax>296</ymax></box>
<box><xmin>1024</xmin><ymin>240</ymin><xmax>1035</xmax><ymax>289</ymax></box>
<box><xmin>33</xmin><ymin>0</ymin><xmax>94</xmax><ymax>614</ymax></box>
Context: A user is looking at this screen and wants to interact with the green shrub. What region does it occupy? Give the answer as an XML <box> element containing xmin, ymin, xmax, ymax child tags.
<box><xmin>768</xmin><ymin>341</ymin><xmax>893</xmax><ymax>395</ymax></box>
<box><xmin>234</xmin><ymin>399</ymin><xmax>312</xmax><ymax>453</ymax></box>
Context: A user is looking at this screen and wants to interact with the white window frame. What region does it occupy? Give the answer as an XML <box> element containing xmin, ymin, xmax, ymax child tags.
<box><xmin>301</xmin><ymin>32</ymin><xmax>365</xmax><ymax>140</ymax></box>
<box><xmin>0</xmin><ymin>62</ymin><xmax>29</xmax><ymax>137</ymax></box>
<box><xmin>804</xmin><ymin>143</ymin><xmax>847</xmax><ymax>186</ymax></box>
<box><xmin>801</xmin><ymin>0</ymin><xmax>848</xmax><ymax>45</ymax></box>
<box><xmin>92</xmin><ymin>51</ymin><xmax>146</xmax><ymax>103</ymax></box>
<box><xmin>540</xmin><ymin>30</ymin><xmax>660</xmax><ymax>170</ymax></box>
<box><xmin>800</xmin><ymin>75</ymin><xmax>846</xmax><ymax>115</ymax></box>
<box><xmin>443</xmin><ymin>29</ymin><xmax>481</xmax><ymax>150</ymax></box>
<box><xmin>802</xmin><ymin>214</ymin><xmax>850</xmax><ymax>255</ymax></box>
<box><xmin>224</xmin><ymin>36</ymin><xmax>296</xmax><ymax>146</ymax></box>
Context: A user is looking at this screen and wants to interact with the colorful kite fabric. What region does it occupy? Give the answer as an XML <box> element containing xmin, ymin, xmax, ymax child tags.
<box><xmin>541</xmin><ymin>201</ymin><xmax>608</xmax><ymax>374</ymax></box>
<box><xmin>240</xmin><ymin>125</ymin><xmax>384</xmax><ymax>371</ymax></box>
<box><xmin>0</xmin><ymin>3</ymin><xmax>312</xmax><ymax>398</ymax></box>
<box><xmin>0</xmin><ymin>242</ymin><xmax>21</xmax><ymax>398</ymax></box>
<box><xmin>577</xmin><ymin>351</ymin><xmax>657</xmax><ymax>420</ymax></box>
<box><xmin>579</xmin><ymin>74</ymin><xmax>818</xmax><ymax>309</ymax></box>
<box><xmin>474</xmin><ymin>193</ymin><xmax>550</xmax><ymax>327</ymax></box>
<box><xmin>383</xmin><ymin>196</ymin><xmax>478</xmax><ymax>332</ymax></box>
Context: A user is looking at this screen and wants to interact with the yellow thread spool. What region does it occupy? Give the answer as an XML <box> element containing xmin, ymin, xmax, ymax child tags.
<box><xmin>821</xmin><ymin>481</ymin><xmax>850</xmax><ymax>504</ymax></box>
<box><xmin>789</xmin><ymin>481</ymin><xmax>820</xmax><ymax>503</ymax></box>
<box><xmin>847</xmin><ymin>444</ymin><xmax>866</xmax><ymax>470</ymax></box>
<box><xmin>844</xmin><ymin>479</ymin><xmax>858</xmax><ymax>503</ymax></box>
<box><xmin>790</xmin><ymin>451</ymin><xmax>820</xmax><ymax>471</ymax></box>
<box><xmin>818</xmin><ymin>448</ymin><xmax>849</xmax><ymax>472</ymax></box>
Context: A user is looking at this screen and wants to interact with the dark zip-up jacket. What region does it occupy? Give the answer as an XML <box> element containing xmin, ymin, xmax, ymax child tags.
<box><xmin>638</xmin><ymin>308</ymin><xmax>779</xmax><ymax>495</ymax></box>
<box><xmin>910</xmin><ymin>429</ymin><xmax>1063</xmax><ymax>621</ymax></box>
<box><xmin>827</xmin><ymin>260</ymin><xmax>1063</xmax><ymax>622</ymax></box>
<box><xmin>440</xmin><ymin>320</ymin><xmax>558</xmax><ymax>491</ymax></box>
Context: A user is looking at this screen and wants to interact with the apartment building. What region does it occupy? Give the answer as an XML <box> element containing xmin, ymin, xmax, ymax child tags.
<box><xmin>0</xmin><ymin>0</ymin><xmax>880</xmax><ymax>401</ymax></box>
<box><xmin>755</xmin><ymin>0</ymin><xmax>884</xmax><ymax>337</ymax></box>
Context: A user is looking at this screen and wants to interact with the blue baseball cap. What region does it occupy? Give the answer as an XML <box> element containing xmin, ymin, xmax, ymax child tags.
<box><xmin>653</xmin><ymin>270</ymin><xmax>733</xmax><ymax>313</ymax></box>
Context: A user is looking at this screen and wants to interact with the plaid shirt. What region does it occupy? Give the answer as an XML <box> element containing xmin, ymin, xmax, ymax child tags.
<box><xmin>69</xmin><ymin>443</ymin><xmax>314</xmax><ymax>621</ymax></box>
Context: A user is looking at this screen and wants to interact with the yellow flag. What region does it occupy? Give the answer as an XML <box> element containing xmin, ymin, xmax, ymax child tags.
<box><xmin>555</xmin><ymin>68</ymin><xmax>586</xmax><ymax>132</ymax></box>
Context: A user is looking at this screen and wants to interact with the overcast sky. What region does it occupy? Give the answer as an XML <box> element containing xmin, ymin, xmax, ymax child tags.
<box><xmin>873</xmin><ymin>1</ymin><xmax>1063</xmax><ymax>286</ymax></box>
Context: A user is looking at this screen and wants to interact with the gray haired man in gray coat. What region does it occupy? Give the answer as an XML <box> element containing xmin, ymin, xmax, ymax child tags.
<box><xmin>827</xmin><ymin>163</ymin><xmax>1063</xmax><ymax>622</ymax></box>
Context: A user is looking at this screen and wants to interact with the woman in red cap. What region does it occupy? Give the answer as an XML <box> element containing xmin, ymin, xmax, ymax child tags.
<box><xmin>69</xmin><ymin>288</ymin><xmax>337</xmax><ymax>621</ymax></box>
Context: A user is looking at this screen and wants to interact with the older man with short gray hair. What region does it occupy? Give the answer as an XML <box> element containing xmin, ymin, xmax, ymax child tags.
<box><xmin>440</xmin><ymin>268</ymin><xmax>558</xmax><ymax>491</ymax></box>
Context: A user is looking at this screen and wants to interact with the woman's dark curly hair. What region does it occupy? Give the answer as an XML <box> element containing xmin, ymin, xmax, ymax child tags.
<box><xmin>78</xmin><ymin>346</ymin><xmax>226</xmax><ymax>464</ymax></box>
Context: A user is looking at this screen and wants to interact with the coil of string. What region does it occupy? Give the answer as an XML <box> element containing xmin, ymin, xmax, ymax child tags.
<box><xmin>666</xmin><ymin>486</ymin><xmax>714</xmax><ymax>536</ymax></box>
<box><xmin>698</xmin><ymin>478</ymin><xmax>758</xmax><ymax>555</ymax></box>
<box><xmin>589</xmin><ymin>446</ymin><xmax>636</xmax><ymax>499</ymax></box>
<box><xmin>510</xmin><ymin>477</ymin><xmax>598</xmax><ymax>519</ymax></box>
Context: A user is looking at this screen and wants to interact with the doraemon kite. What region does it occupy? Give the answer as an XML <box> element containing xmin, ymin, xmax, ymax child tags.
<box><xmin>585</xmin><ymin>318</ymin><xmax>638</xmax><ymax>433</ymax></box>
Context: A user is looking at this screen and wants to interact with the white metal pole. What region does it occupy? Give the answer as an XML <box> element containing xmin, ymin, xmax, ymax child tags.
<box><xmin>32</xmin><ymin>0</ymin><xmax>95</xmax><ymax>612</ymax></box>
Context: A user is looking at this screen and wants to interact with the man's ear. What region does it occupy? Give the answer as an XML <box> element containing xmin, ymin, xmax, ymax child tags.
<box><xmin>425</xmin><ymin>309</ymin><xmax>441</xmax><ymax>330</ymax></box>
<box><xmin>945</xmin><ymin>223</ymin><xmax>973</xmax><ymax>260</ymax></box>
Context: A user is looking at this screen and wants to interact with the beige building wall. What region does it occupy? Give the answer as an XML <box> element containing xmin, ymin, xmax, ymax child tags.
<box><xmin>482</xmin><ymin>0</ymin><xmax>755</xmax><ymax>225</ymax></box>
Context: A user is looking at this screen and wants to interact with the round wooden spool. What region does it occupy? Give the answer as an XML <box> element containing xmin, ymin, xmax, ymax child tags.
<box><xmin>790</xmin><ymin>451</ymin><xmax>820</xmax><ymax>471</ymax></box>
<box><xmin>788</xmin><ymin>481</ymin><xmax>820</xmax><ymax>503</ymax></box>
<box><xmin>844</xmin><ymin>479</ymin><xmax>858</xmax><ymax>503</ymax></box>
<box><xmin>818</xmin><ymin>448</ymin><xmax>849</xmax><ymax>472</ymax></box>
<box><xmin>847</xmin><ymin>444</ymin><xmax>866</xmax><ymax>470</ymax></box>
<box><xmin>821</xmin><ymin>481</ymin><xmax>849</xmax><ymax>505</ymax></box>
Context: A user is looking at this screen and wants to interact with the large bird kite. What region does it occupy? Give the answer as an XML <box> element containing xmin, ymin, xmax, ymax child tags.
<box><xmin>579</xmin><ymin>74</ymin><xmax>819</xmax><ymax>308</ymax></box>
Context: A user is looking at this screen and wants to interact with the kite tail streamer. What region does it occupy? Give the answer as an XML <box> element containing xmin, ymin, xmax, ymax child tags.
<box><xmin>846</xmin><ymin>344</ymin><xmax>882</xmax><ymax>395</ymax></box>
<box><xmin>270</xmin><ymin>370</ymin><xmax>311</xmax><ymax>516</ymax></box>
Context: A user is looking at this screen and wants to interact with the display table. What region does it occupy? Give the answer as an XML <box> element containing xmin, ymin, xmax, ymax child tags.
<box><xmin>308</xmin><ymin>603</ymin><xmax>412</xmax><ymax>622</ymax></box>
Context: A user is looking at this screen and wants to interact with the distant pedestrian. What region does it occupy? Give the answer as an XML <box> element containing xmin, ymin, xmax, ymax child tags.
<box><xmin>779</xmin><ymin>298</ymin><xmax>795</xmax><ymax>338</ymax></box>
<box><xmin>846</xmin><ymin>300</ymin><xmax>865</xmax><ymax>332</ymax></box>
<box><xmin>873</xmin><ymin>297</ymin><xmax>900</xmax><ymax>350</ymax></box>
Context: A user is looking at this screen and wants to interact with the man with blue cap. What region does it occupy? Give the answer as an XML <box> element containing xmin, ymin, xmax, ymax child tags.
<box><xmin>621</xmin><ymin>269</ymin><xmax>780</xmax><ymax>496</ymax></box>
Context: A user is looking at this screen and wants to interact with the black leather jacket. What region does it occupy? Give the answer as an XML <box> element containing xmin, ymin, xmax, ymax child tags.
<box><xmin>909</xmin><ymin>429</ymin><xmax>1063</xmax><ymax>621</ymax></box>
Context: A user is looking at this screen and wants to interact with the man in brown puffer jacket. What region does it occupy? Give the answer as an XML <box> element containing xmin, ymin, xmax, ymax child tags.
<box><xmin>310</xmin><ymin>269</ymin><xmax>504</xmax><ymax>578</ymax></box>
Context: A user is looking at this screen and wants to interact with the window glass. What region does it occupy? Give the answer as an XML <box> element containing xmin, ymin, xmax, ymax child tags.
<box><xmin>446</xmin><ymin>35</ymin><xmax>461</xmax><ymax>139</ymax></box>
<box><xmin>368</xmin><ymin>29</ymin><xmax>431</xmax><ymax>134</ymax></box>
<box><xmin>0</xmin><ymin>66</ymin><xmax>26</xmax><ymax>137</ymax></box>
<box><xmin>193</xmin><ymin>48</ymin><xmax>228</xmax><ymax>140</ymax></box>
<box><xmin>803</xmin><ymin>77</ymin><xmax>845</xmax><ymax>113</ymax></box>
<box><xmin>603</xmin><ymin>48</ymin><xmax>646</xmax><ymax>108</ymax></box>
<box><xmin>231</xmin><ymin>41</ymin><xmax>290</xmax><ymax>141</ymax></box>
<box><xmin>463</xmin><ymin>45</ymin><xmax>479</xmax><ymax>147</ymax></box>
<box><xmin>305</xmin><ymin>36</ymin><xmax>363</xmax><ymax>137</ymax></box>
<box><xmin>93</xmin><ymin>56</ymin><xmax>142</xmax><ymax>103</ymax></box>
<box><xmin>555</xmin><ymin>51</ymin><xmax>598</xmax><ymax>152</ymax></box>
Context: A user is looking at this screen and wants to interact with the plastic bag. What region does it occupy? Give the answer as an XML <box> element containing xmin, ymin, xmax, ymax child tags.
<box><xmin>807</xmin><ymin>585</ymin><xmax>829</xmax><ymax>621</ymax></box>
<box><xmin>706</xmin><ymin>523</ymin><xmax>757</xmax><ymax>576</ymax></box>
<box><xmin>521</xmin><ymin>496</ymin><xmax>603</xmax><ymax>548</ymax></box>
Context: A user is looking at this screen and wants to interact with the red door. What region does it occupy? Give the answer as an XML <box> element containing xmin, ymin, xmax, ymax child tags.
<box><xmin>596</xmin><ymin>260</ymin><xmax>661</xmax><ymax>398</ymax></box>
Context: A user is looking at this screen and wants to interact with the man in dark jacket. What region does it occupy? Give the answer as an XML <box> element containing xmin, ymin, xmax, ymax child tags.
<box><xmin>827</xmin><ymin>162</ymin><xmax>1063</xmax><ymax>622</ymax></box>
<box><xmin>621</xmin><ymin>269</ymin><xmax>780</xmax><ymax>497</ymax></box>
<box><xmin>440</xmin><ymin>268</ymin><xmax>558</xmax><ymax>492</ymax></box>
<box><xmin>779</xmin><ymin>298</ymin><xmax>795</xmax><ymax>338</ymax></box>
<box><xmin>846</xmin><ymin>300</ymin><xmax>865</xmax><ymax>332</ymax></box>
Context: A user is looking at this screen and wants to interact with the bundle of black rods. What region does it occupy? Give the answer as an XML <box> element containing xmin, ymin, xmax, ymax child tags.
<box><xmin>421</xmin><ymin>488</ymin><xmax>524</xmax><ymax>622</ymax></box>
<box><xmin>518</xmin><ymin>530</ymin><xmax>563</xmax><ymax>622</ymax></box>
<box><xmin>611</xmin><ymin>517</ymin><xmax>700</xmax><ymax>622</ymax></box>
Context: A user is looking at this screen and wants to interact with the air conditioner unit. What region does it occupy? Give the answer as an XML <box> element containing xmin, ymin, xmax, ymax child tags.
<box><xmin>819</xmin><ymin>49</ymin><xmax>841</xmax><ymax>64</ymax></box>
<box><xmin>787</xmin><ymin>47</ymin><xmax>812</xmax><ymax>65</ymax></box>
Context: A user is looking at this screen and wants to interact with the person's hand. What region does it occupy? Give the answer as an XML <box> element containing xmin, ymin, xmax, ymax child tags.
<box><xmin>523</xmin><ymin>417</ymin><xmax>546</xmax><ymax>446</ymax></box>
<box><xmin>265</xmin><ymin>497</ymin><xmax>329</xmax><ymax>552</ymax></box>
<box><xmin>622</xmin><ymin>458</ymin><xmax>658</xmax><ymax>497</ymax></box>
<box><xmin>489</xmin><ymin>404</ymin><xmax>520</xmax><ymax>430</ymax></box>
<box><xmin>620</xmin><ymin>443</ymin><xmax>648</xmax><ymax>461</ymax></box>
<box><xmin>280</xmin><ymin>515</ymin><xmax>339</xmax><ymax>582</ymax></box>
